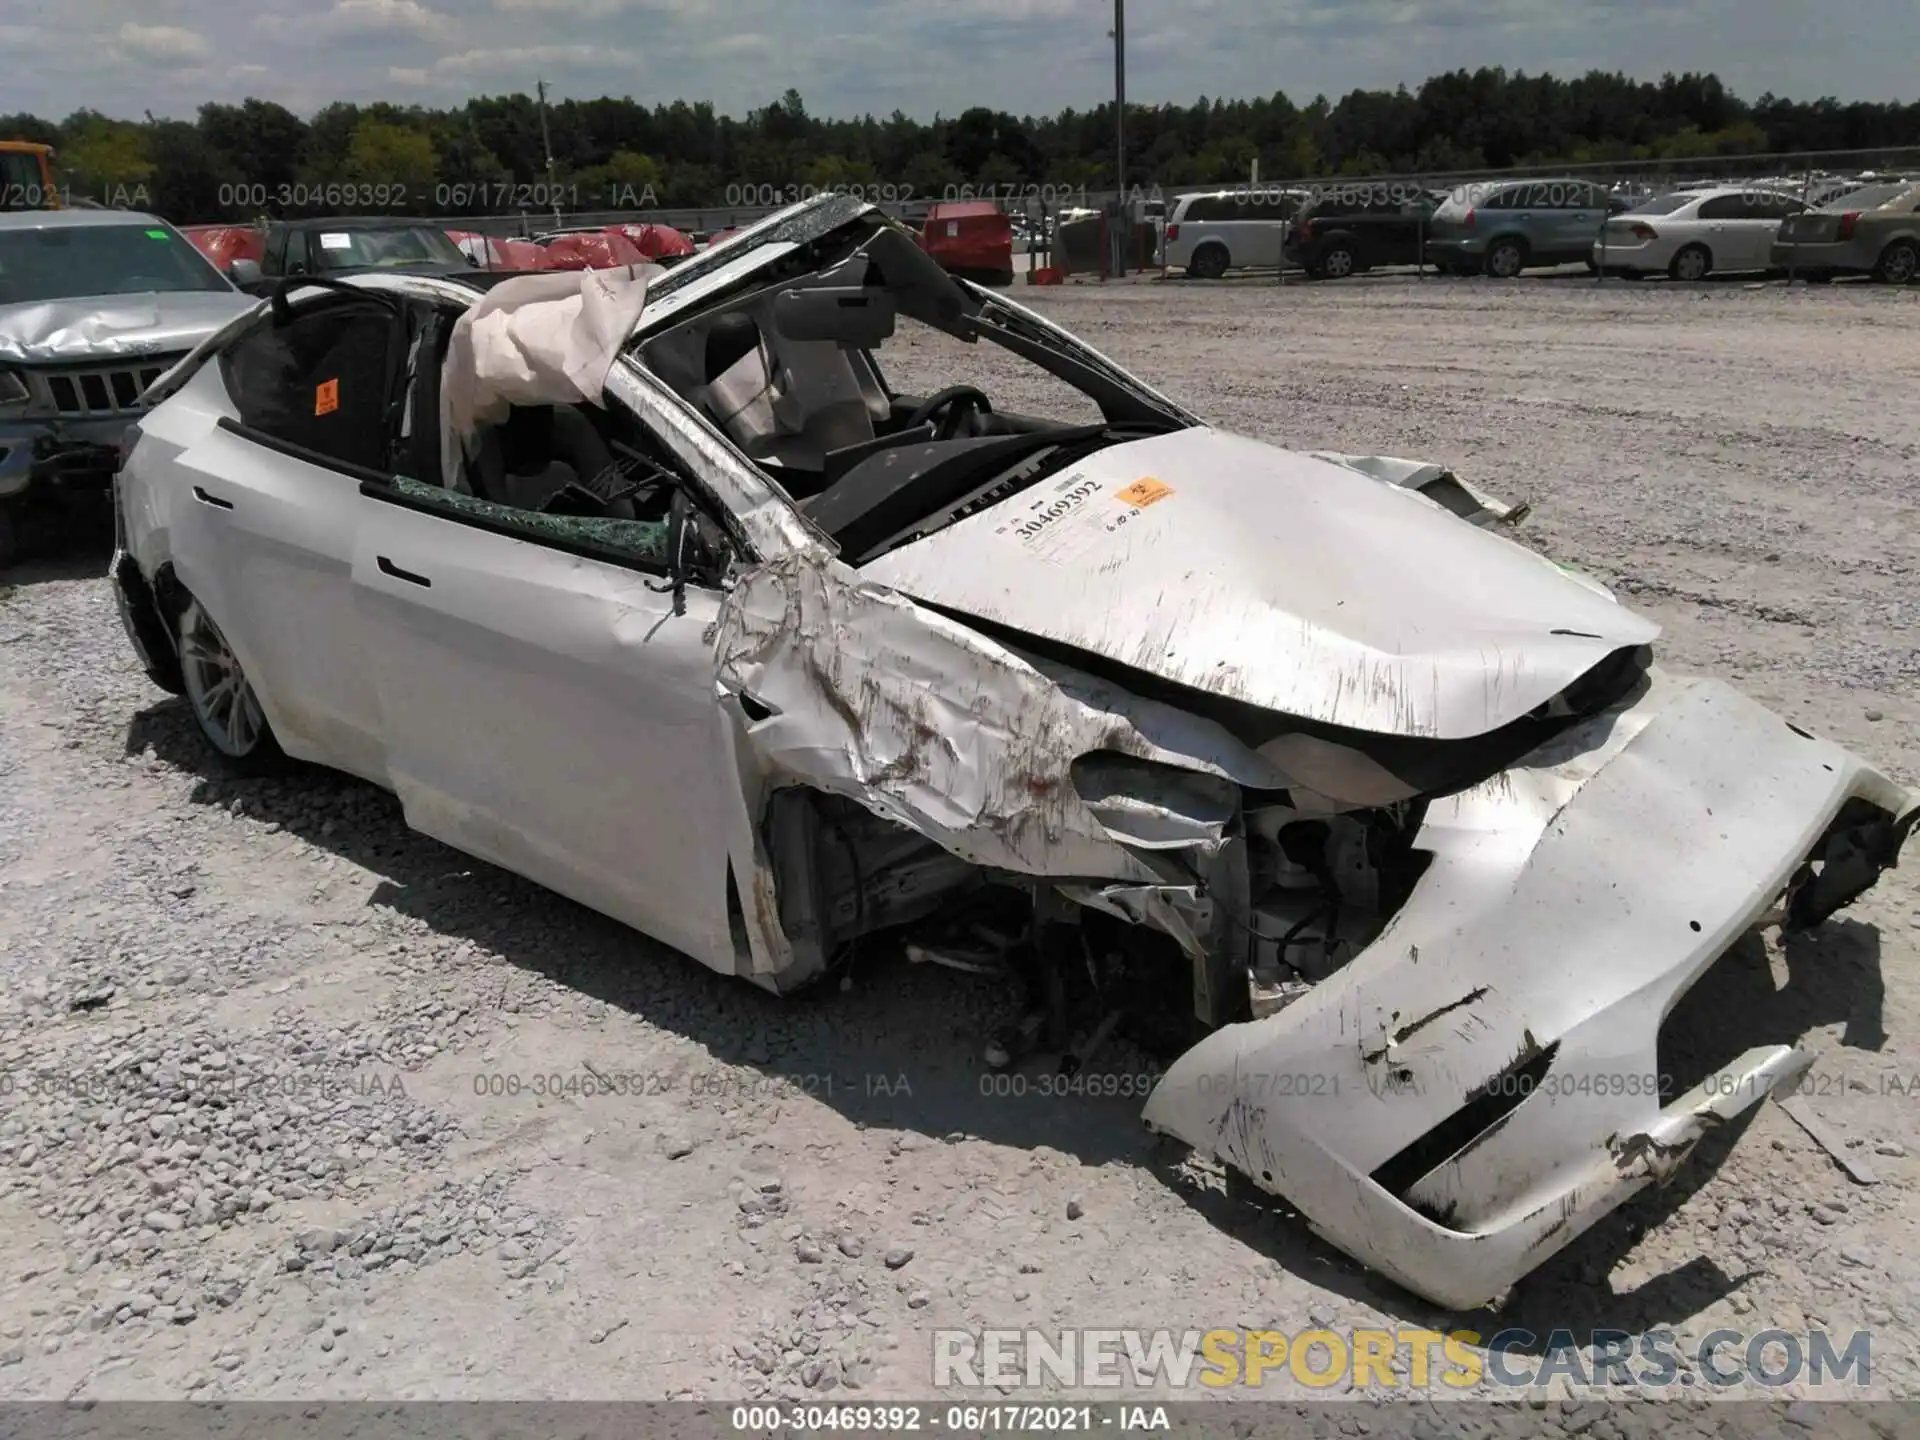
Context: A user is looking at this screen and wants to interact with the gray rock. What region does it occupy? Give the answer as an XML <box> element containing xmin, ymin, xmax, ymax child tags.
<box><xmin>883</xmin><ymin>1246</ymin><xmax>914</xmax><ymax>1270</ymax></box>
<box><xmin>1065</xmin><ymin>1197</ymin><xmax>1085</xmax><ymax>1221</ymax></box>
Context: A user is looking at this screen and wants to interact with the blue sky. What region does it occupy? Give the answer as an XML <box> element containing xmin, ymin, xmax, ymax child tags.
<box><xmin>3</xmin><ymin>0</ymin><xmax>1906</xmax><ymax>121</ymax></box>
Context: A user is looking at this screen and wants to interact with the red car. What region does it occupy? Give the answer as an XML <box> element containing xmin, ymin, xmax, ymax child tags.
<box><xmin>535</xmin><ymin>228</ymin><xmax>650</xmax><ymax>270</ymax></box>
<box><xmin>607</xmin><ymin>222</ymin><xmax>695</xmax><ymax>263</ymax></box>
<box><xmin>180</xmin><ymin>224</ymin><xmax>266</xmax><ymax>275</ymax></box>
<box><xmin>918</xmin><ymin>202</ymin><xmax>1014</xmax><ymax>286</ymax></box>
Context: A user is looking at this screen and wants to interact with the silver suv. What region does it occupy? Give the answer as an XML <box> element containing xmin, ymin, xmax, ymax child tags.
<box><xmin>0</xmin><ymin>210</ymin><xmax>256</xmax><ymax>565</ymax></box>
<box><xmin>1424</xmin><ymin>178</ymin><xmax>1629</xmax><ymax>277</ymax></box>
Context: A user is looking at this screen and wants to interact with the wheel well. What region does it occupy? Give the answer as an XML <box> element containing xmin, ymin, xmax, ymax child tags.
<box><xmin>1487</xmin><ymin>233</ymin><xmax>1529</xmax><ymax>255</ymax></box>
<box><xmin>1190</xmin><ymin>240</ymin><xmax>1230</xmax><ymax>267</ymax></box>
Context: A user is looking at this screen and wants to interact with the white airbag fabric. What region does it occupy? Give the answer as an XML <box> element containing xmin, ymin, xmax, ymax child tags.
<box><xmin>439</xmin><ymin>265</ymin><xmax>658</xmax><ymax>489</ymax></box>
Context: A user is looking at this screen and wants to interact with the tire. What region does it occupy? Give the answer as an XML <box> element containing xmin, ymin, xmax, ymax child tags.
<box><xmin>1669</xmin><ymin>244</ymin><xmax>1711</xmax><ymax>282</ymax></box>
<box><xmin>1484</xmin><ymin>239</ymin><xmax>1527</xmax><ymax>279</ymax></box>
<box><xmin>0</xmin><ymin>504</ymin><xmax>17</xmax><ymax>572</ymax></box>
<box><xmin>1872</xmin><ymin>239</ymin><xmax>1918</xmax><ymax>285</ymax></box>
<box><xmin>176</xmin><ymin>597</ymin><xmax>289</xmax><ymax>775</ymax></box>
<box><xmin>1318</xmin><ymin>243</ymin><xmax>1356</xmax><ymax>280</ymax></box>
<box><xmin>1187</xmin><ymin>244</ymin><xmax>1229</xmax><ymax>280</ymax></box>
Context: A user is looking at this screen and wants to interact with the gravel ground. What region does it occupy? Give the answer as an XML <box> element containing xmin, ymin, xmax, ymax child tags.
<box><xmin>1</xmin><ymin>273</ymin><xmax>1917</xmax><ymax>1426</ymax></box>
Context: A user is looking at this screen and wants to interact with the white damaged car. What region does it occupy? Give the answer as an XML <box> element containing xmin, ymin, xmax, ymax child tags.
<box><xmin>111</xmin><ymin>196</ymin><xmax>1916</xmax><ymax>1311</ymax></box>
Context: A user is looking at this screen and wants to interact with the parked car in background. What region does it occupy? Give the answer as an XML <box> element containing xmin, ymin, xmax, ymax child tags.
<box><xmin>252</xmin><ymin>216</ymin><xmax>479</xmax><ymax>292</ymax></box>
<box><xmin>1770</xmin><ymin>181</ymin><xmax>1920</xmax><ymax>283</ymax></box>
<box><xmin>1285</xmin><ymin>187</ymin><xmax>1442</xmax><ymax>279</ymax></box>
<box><xmin>1425</xmin><ymin>178</ymin><xmax>1630</xmax><ymax>277</ymax></box>
<box><xmin>446</xmin><ymin>230</ymin><xmax>553</xmax><ymax>271</ymax></box>
<box><xmin>179</xmin><ymin>224</ymin><xmax>267</xmax><ymax>284</ymax></box>
<box><xmin>918</xmin><ymin>201</ymin><xmax>1014</xmax><ymax>286</ymax></box>
<box><xmin>1162</xmin><ymin>187</ymin><xmax>1304</xmax><ymax>278</ymax></box>
<box><xmin>0</xmin><ymin>209</ymin><xmax>256</xmax><ymax>564</ymax></box>
<box><xmin>533</xmin><ymin>227</ymin><xmax>651</xmax><ymax>270</ymax></box>
<box><xmin>1594</xmin><ymin>187</ymin><xmax>1809</xmax><ymax>279</ymax></box>
<box><xmin>607</xmin><ymin>222</ymin><xmax>696</xmax><ymax>265</ymax></box>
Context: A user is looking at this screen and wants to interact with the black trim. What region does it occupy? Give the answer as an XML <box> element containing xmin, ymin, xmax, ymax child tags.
<box><xmin>215</xmin><ymin>415</ymin><xmax>394</xmax><ymax>486</ymax></box>
<box><xmin>376</xmin><ymin>554</ymin><xmax>432</xmax><ymax>587</ymax></box>
<box><xmin>357</xmin><ymin>477</ymin><xmax>677</xmax><ymax>580</ymax></box>
<box><xmin>191</xmin><ymin>485</ymin><xmax>234</xmax><ymax>510</ymax></box>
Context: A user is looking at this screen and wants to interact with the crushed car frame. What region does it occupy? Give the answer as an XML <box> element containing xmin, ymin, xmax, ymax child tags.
<box><xmin>110</xmin><ymin>196</ymin><xmax>1917</xmax><ymax>1311</ymax></box>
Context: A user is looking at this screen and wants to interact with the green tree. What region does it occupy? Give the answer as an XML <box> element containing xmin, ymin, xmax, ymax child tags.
<box><xmin>59</xmin><ymin>112</ymin><xmax>154</xmax><ymax>201</ymax></box>
<box><xmin>340</xmin><ymin>119</ymin><xmax>438</xmax><ymax>205</ymax></box>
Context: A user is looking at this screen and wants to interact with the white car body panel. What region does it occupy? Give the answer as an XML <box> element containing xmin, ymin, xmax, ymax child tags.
<box><xmin>353</xmin><ymin>499</ymin><xmax>741</xmax><ymax>968</ymax></box>
<box><xmin>1595</xmin><ymin>187</ymin><xmax>1805</xmax><ymax>275</ymax></box>
<box><xmin>110</xmin><ymin>198</ymin><xmax>1918</xmax><ymax>1312</ymax></box>
<box><xmin>860</xmin><ymin>427</ymin><xmax>1655</xmax><ymax>741</ymax></box>
<box><xmin>1143</xmin><ymin>671</ymin><xmax>1912</xmax><ymax>1309</ymax></box>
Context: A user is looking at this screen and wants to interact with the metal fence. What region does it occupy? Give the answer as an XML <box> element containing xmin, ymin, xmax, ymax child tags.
<box><xmin>424</xmin><ymin>145</ymin><xmax>1916</xmax><ymax>236</ymax></box>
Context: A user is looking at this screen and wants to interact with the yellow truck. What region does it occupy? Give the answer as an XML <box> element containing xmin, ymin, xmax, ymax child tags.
<box><xmin>0</xmin><ymin>142</ymin><xmax>61</xmax><ymax>210</ymax></box>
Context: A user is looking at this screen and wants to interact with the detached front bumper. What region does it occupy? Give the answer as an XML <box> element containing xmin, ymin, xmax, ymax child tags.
<box><xmin>1142</xmin><ymin>670</ymin><xmax>1915</xmax><ymax>1311</ymax></box>
<box><xmin>0</xmin><ymin>415</ymin><xmax>134</xmax><ymax>501</ymax></box>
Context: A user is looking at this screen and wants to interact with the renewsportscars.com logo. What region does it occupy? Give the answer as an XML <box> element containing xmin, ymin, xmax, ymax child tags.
<box><xmin>931</xmin><ymin>1327</ymin><xmax>1873</xmax><ymax>1393</ymax></box>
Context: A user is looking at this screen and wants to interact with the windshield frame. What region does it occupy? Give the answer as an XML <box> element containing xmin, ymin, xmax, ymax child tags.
<box><xmin>0</xmin><ymin>219</ymin><xmax>235</xmax><ymax>305</ymax></box>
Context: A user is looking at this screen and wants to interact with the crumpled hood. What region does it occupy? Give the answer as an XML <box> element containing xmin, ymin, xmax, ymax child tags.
<box><xmin>860</xmin><ymin>428</ymin><xmax>1659</xmax><ymax>740</ymax></box>
<box><xmin>0</xmin><ymin>291</ymin><xmax>258</xmax><ymax>365</ymax></box>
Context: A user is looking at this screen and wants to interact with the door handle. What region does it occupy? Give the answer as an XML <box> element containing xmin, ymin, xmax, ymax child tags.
<box><xmin>376</xmin><ymin>555</ymin><xmax>431</xmax><ymax>587</ymax></box>
<box><xmin>191</xmin><ymin>485</ymin><xmax>234</xmax><ymax>510</ymax></box>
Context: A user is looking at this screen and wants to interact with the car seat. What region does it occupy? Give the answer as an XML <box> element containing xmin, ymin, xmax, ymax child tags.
<box><xmin>469</xmin><ymin>405</ymin><xmax>637</xmax><ymax>519</ymax></box>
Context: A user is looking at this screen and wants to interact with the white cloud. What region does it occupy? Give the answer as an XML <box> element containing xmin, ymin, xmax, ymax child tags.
<box><xmin>429</xmin><ymin>42</ymin><xmax>639</xmax><ymax>75</ymax></box>
<box><xmin>116</xmin><ymin>22</ymin><xmax>212</xmax><ymax>60</ymax></box>
<box><xmin>320</xmin><ymin>0</ymin><xmax>454</xmax><ymax>39</ymax></box>
<box><xmin>492</xmin><ymin>0</ymin><xmax>635</xmax><ymax>15</ymax></box>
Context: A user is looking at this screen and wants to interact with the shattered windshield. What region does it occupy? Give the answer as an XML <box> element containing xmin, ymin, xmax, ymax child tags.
<box><xmin>0</xmin><ymin>222</ymin><xmax>231</xmax><ymax>304</ymax></box>
<box><xmin>636</xmin><ymin>213</ymin><xmax>1194</xmax><ymax>562</ymax></box>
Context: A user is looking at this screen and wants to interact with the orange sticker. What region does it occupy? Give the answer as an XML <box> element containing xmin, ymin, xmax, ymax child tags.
<box><xmin>1114</xmin><ymin>477</ymin><xmax>1172</xmax><ymax>507</ymax></box>
<box><xmin>314</xmin><ymin>378</ymin><xmax>339</xmax><ymax>416</ymax></box>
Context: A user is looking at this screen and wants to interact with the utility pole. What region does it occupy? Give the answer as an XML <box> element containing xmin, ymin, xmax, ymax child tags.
<box><xmin>1110</xmin><ymin>0</ymin><xmax>1126</xmax><ymax>277</ymax></box>
<box><xmin>537</xmin><ymin>79</ymin><xmax>562</xmax><ymax>228</ymax></box>
<box><xmin>1114</xmin><ymin>0</ymin><xmax>1125</xmax><ymax>193</ymax></box>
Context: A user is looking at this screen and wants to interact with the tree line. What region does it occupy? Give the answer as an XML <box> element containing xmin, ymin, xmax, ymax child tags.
<box><xmin>3</xmin><ymin>68</ymin><xmax>1916</xmax><ymax>222</ymax></box>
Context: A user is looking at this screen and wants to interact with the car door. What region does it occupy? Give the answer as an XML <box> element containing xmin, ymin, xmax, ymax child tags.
<box><xmin>350</xmin><ymin>405</ymin><xmax>743</xmax><ymax>972</ymax></box>
<box><xmin>1691</xmin><ymin>193</ymin><xmax>1750</xmax><ymax>267</ymax></box>
<box><xmin>164</xmin><ymin>290</ymin><xmax>404</xmax><ymax>782</ymax></box>
<box><xmin>1554</xmin><ymin>181</ymin><xmax>1604</xmax><ymax>260</ymax></box>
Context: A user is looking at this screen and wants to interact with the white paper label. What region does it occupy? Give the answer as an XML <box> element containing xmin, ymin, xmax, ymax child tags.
<box><xmin>319</xmin><ymin>233</ymin><xmax>352</xmax><ymax>250</ymax></box>
<box><xmin>991</xmin><ymin>472</ymin><xmax>1174</xmax><ymax>565</ymax></box>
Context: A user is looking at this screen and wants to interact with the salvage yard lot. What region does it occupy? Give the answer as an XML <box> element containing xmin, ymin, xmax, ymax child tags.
<box><xmin>1</xmin><ymin>276</ymin><xmax>1918</xmax><ymax>1413</ymax></box>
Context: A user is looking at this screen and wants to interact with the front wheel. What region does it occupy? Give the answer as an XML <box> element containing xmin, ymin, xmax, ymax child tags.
<box><xmin>1318</xmin><ymin>244</ymin><xmax>1356</xmax><ymax>279</ymax></box>
<box><xmin>177</xmin><ymin>597</ymin><xmax>288</xmax><ymax>774</ymax></box>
